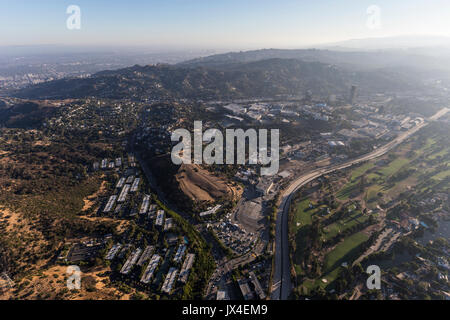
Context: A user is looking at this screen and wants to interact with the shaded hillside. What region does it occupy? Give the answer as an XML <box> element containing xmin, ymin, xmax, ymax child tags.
<box><xmin>0</xmin><ymin>101</ymin><xmax>58</xmax><ymax>129</ymax></box>
<box><xmin>13</xmin><ymin>58</ymin><xmax>418</xmax><ymax>101</ymax></box>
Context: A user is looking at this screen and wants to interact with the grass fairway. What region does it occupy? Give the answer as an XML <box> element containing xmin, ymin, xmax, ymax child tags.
<box><xmin>336</xmin><ymin>162</ymin><xmax>374</xmax><ymax>200</ymax></box>
<box><xmin>292</xmin><ymin>198</ymin><xmax>318</xmax><ymax>267</ymax></box>
<box><xmin>350</xmin><ymin>162</ymin><xmax>374</xmax><ymax>181</ymax></box>
<box><xmin>292</xmin><ymin>199</ymin><xmax>315</xmax><ymax>233</ymax></box>
<box><xmin>427</xmin><ymin>148</ymin><xmax>449</xmax><ymax>160</ymax></box>
<box><xmin>291</xmin><ymin>125</ymin><xmax>450</xmax><ymax>297</ymax></box>
<box><xmin>379</xmin><ymin>158</ymin><xmax>409</xmax><ymax>177</ymax></box>
<box><xmin>322</xmin><ymin>211</ymin><xmax>368</xmax><ymax>240</ymax></box>
<box><xmin>336</xmin><ymin>179</ymin><xmax>359</xmax><ymax>200</ymax></box>
<box><xmin>324</xmin><ymin>232</ymin><xmax>369</xmax><ymax>273</ymax></box>
<box><xmin>365</xmin><ymin>185</ymin><xmax>383</xmax><ymax>201</ymax></box>
<box><xmin>431</xmin><ymin>169</ymin><xmax>450</xmax><ymax>181</ymax></box>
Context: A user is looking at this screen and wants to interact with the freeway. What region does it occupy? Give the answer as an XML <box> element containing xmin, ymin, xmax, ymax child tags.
<box><xmin>271</xmin><ymin>107</ymin><xmax>449</xmax><ymax>300</ymax></box>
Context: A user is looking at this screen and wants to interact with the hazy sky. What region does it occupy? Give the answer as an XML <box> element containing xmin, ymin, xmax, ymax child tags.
<box><xmin>1</xmin><ymin>0</ymin><xmax>450</xmax><ymax>50</ymax></box>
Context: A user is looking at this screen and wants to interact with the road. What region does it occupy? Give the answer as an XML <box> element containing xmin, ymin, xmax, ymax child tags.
<box><xmin>271</xmin><ymin>107</ymin><xmax>449</xmax><ymax>300</ymax></box>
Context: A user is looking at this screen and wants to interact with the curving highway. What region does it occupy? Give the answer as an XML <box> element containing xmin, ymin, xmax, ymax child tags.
<box><xmin>271</xmin><ymin>108</ymin><xmax>449</xmax><ymax>300</ymax></box>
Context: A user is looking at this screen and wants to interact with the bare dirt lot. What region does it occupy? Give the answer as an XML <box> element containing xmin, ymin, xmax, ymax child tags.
<box><xmin>176</xmin><ymin>164</ymin><xmax>242</xmax><ymax>202</ymax></box>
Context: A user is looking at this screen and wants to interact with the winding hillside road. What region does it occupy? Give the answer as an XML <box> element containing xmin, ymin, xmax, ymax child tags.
<box><xmin>271</xmin><ymin>107</ymin><xmax>449</xmax><ymax>300</ymax></box>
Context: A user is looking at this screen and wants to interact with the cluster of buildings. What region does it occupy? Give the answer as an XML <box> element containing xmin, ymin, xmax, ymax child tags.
<box><xmin>58</xmin><ymin>236</ymin><xmax>111</xmax><ymax>264</ymax></box>
<box><xmin>219</xmin><ymin>102</ymin><xmax>334</xmax><ymax>127</ymax></box>
<box><xmin>45</xmin><ymin>99</ymin><xmax>142</xmax><ymax>139</ymax></box>
<box><xmin>209</xmin><ymin>221</ymin><xmax>257</xmax><ymax>255</ymax></box>
<box><xmin>89</xmin><ymin>151</ymin><xmax>201</xmax><ymax>296</ymax></box>
<box><xmin>105</xmin><ymin>240</ymin><xmax>196</xmax><ymax>295</ymax></box>
<box><xmin>100</xmin><ymin>162</ymin><xmax>146</xmax><ymax>218</ymax></box>
<box><xmin>0</xmin><ymin>72</ymin><xmax>75</xmax><ymax>91</ymax></box>
<box><xmin>92</xmin><ymin>154</ymin><xmax>141</xmax><ymax>214</ymax></box>
<box><xmin>382</xmin><ymin>252</ymin><xmax>450</xmax><ymax>300</ymax></box>
<box><xmin>94</xmin><ymin>157</ymin><xmax>125</xmax><ymax>171</ymax></box>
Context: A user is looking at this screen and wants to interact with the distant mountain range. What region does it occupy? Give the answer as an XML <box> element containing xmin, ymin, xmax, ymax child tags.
<box><xmin>181</xmin><ymin>47</ymin><xmax>450</xmax><ymax>73</ymax></box>
<box><xmin>319</xmin><ymin>35</ymin><xmax>450</xmax><ymax>51</ymax></box>
<box><xmin>12</xmin><ymin>52</ymin><xmax>425</xmax><ymax>101</ymax></box>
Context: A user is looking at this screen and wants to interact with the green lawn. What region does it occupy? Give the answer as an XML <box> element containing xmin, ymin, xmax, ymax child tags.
<box><xmin>336</xmin><ymin>162</ymin><xmax>374</xmax><ymax>200</ymax></box>
<box><xmin>427</xmin><ymin>148</ymin><xmax>449</xmax><ymax>160</ymax></box>
<box><xmin>337</xmin><ymin>163</ymin><xmax>375</xmax><ymax>200</ymax></box>
<box><xmin>365</xmin><ymin>185</ymin><xmax>383</xmax><ymax>201</ymax></box>
<box><xmin>350</xmin><ymin>162</ymin><xmax>374</xmax><ymax>181</ymax></box>
<box><xmin>431</xmin><ymin>169</ymin><xmax>450</xmax><ymax>181</ymax></box>
<box><xmin>293</xmin><ymin>128</ymin><xmax>450</xmax><ymax>297</ymax></box>
<box><xmin>379</xmin><ymin>158</ymin><xmax>409</xmax><ymax>177</ymax></box>
<box><xmin>292</xmin><ymin>199</ymin><xmax>315</xmax><ymax>233</ymax></box>
<box><xmin>322</xmin><ymin>211</ymin><xmax>368</xmax><ymax>241</ymax></box>
<box><xmin>324</xmin><ymin>232</ymin><xmax>369</xmax><ymax>273</ymax></box>
<box><xmin>367</xmin><ymin>172</ymin><xmax>381</xmax><ymax>182</ymax></box>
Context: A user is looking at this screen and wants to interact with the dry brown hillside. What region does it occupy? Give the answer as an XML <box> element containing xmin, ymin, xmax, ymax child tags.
<box><xmin>175</xmin><ymin>164</ymin><xmax>242</xmax><ymax>202</ymax></box>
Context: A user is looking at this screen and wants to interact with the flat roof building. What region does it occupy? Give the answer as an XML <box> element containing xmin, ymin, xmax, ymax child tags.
<box><xmin>161</xmin><ymin>267</ymin><xmax>179</xmax><ymax>294</ymax></box>
<box><xmin>139</xmin><ymin>194</ymin><xmax>151</xmax><ymax>214</ymax></box>
<box><xmin>156</xmin><ymin>210</ymin><xmax>165</xmax><ymax>227</ymax></box>
<box><xmin>116</xmin><ymin>177</ymin><xmax>126</xmax><ymax>189</ymax></box>
<box><xmin>249</xmin><ymin>271</ymin><xmax>266</xmax><ymax>300</ymax></box>
<box><xmin>101</xmin><ymin>159</ymin><xmax>108</xmax><ymax>169</ymax></box>
<box><xmin>120</xmin><ymin>248</ymin><xmax>142</xmax><ymax>275</ymax></box>
<box><xmin>105</xmin><ymin>243</ymin><xmax>122</xmax><ymax>260</ymax></box>
<box><xmin>103</xmin><ymin>195</ymin><xmax>117</xmax><ymax>213</ymax></box>
<box><xmin>117</xmin><ymin>184</ymin><xmax>131</xmax><ymax>203</ymax></box>
<box><xmin>130</xmin><ymin>178</ymin><xmax>140</xmax><ymax>192</ymax></box>
<box><xmin>238</xmin><ymin>279</ymin><xmax>255</xmax><ymax>300</ymax></box>
<box><xmin>174</xmin><ymin>245</ymin><xmax>187</xmax><ymax>263</ymax></box>
<box><xmin>178</xmin><ymin>253</ymin><xmax>195</xmax><ymax>283</ymax></box>
<box><xmin>137</xmin><ymin>245</ymin><xmax>154</xmax><ymax>266</ymax></box>
<box><xmin>140</xmin><ymin>254</ymin><xmax>161</xmax><ymax>284</ymax></box>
